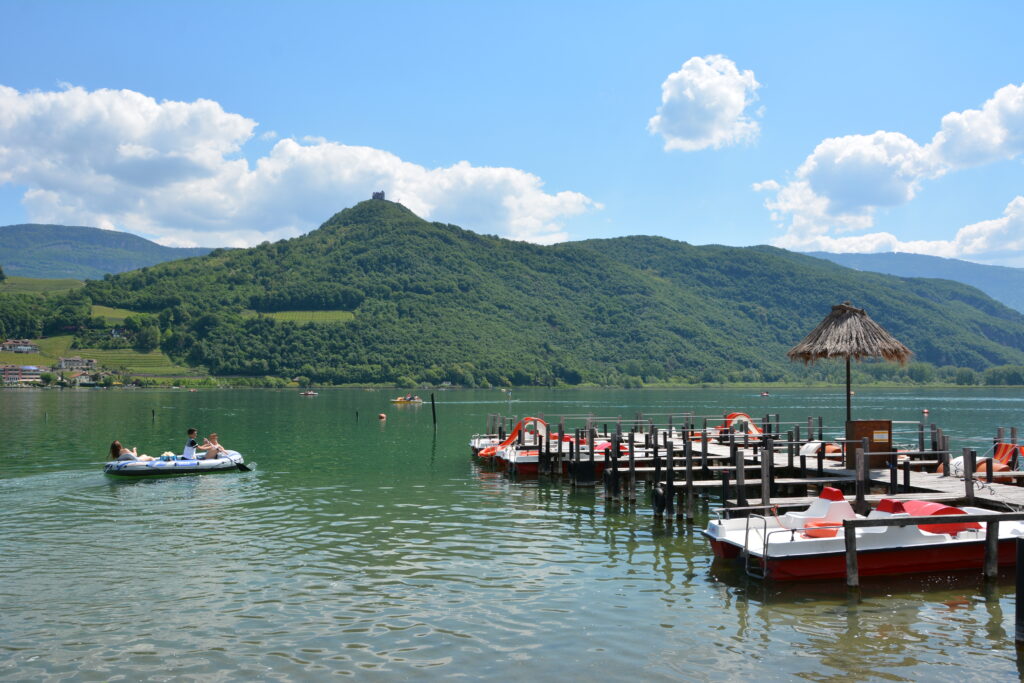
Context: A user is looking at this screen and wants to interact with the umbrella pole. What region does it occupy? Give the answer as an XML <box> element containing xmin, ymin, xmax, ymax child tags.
<box><xmin>846</xmin><ymin>356</ymin><xmax>852</xmax><ymax>424</ymax></box>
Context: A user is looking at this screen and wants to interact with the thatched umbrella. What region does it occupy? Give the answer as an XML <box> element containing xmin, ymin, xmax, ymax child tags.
<box><xmin>788</xmin><ymin>302</ymin><xmax>912</xmax><ymax>423</ymax></box>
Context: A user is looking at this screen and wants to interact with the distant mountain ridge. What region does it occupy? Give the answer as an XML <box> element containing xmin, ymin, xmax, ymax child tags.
<box><xmin>806</xmin><ymin>251</ymin><xmax>1024</xmax><ymax>314</ymax></box>
<box><xmin>0</xmin><ymin>223</ymin><xmax>214</xmax><ymax>279</ymax></box>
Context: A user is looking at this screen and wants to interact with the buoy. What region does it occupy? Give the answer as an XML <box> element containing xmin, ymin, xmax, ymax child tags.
<box><xmin>923</xmin><ymin>408</ymin><xmax>929</xmax><ymax>414</ymax></box>
<box><xmin>378</xmin><ymin>413</ymin><xmax>387</xmax><ymax>420</ymax></box>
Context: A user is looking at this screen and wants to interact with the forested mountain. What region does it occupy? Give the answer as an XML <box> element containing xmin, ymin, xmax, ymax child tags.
<box><xmin>0</xmin><ymin>223</ymin><xmax>213</xmax><ymax>279</ymax></box>
<box><xmin>38</xmin><ymin>199</ymin><xmax>1020</xmax><ymax>386</ymax></box>
<box><xmin>807</xmin><ymin>251</ymin><xmax>1024</xmax><ymax>314</ymax></box>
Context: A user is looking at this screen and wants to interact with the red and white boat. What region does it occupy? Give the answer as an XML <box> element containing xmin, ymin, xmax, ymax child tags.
<box><xmin>709</xmin><ymin>412</ymin><xmax>763</xmax><ymax>444</ymax></box>
<box><xmin>476</xmin><ymin>417</ymin><xmax>618</xmax><ymax>476</ymax></box>
<box><xmin>702</xmin><ymin>487</ymin><xmax>1024</xmax><ymax>581</ymax></box>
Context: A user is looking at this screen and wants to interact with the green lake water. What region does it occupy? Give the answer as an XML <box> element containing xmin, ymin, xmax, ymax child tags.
<box><xmin>3</xmin><ymin>386</ymin><xmax>1024</xmax><ymax>680</ymax></box>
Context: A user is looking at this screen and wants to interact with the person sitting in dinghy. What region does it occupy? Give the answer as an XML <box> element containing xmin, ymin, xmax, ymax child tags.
<box><xmin>109</xmin><ymin>440</ymin><xmax>155</xmax><ymax>462</ymax></box>
<box><xmin>199</xmin><ymin>433</ymin><xmax>227</xmax><ymax>459</ymax></box>
<box><xmin>182</xmin><ymin>427</ymin><xmax>199</xmax><ymax>459</ymax></box>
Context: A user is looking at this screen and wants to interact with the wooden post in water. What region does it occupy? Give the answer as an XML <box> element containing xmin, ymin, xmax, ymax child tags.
<box><xmin>628</xmin><ymin>432</ymin><xmax>637</xmax><ymax>503</ymax></box>
<box><xmin>918</xmin><ymin>422</ymin><xmax>926</xmax><ymax>452</ymax></box>
<box><xmin>653</xmin><ymin>430</ymin><xmax>661</xmax><ymax>483</ymax></box>
<box><xmin>787</xmin><ymin>430</ymin><xmax>795</xmax><ymax>469</ymax></box>
<box><xmin>760</xmin><ymin>436</ymin><xmax>771</xmax><ymax>508</ymax></box>
<box><xmin>733</xmin><ymin>434</ymin><xmax>747</xmax><ymax>507</ymax></box>
<box><xmin>684</xmin><ymin>438</ymin><xmax>694</xmax><ymax>521</ymax></box>
<box><xmin>1017</xmin><ymin>538</ymin><xmax>1024</xmax><ymax>642</ymax></box>
<box><xmin>984</xmin><ymin>520</ymin><xmax>1000</xmax><ymax>580</ymax></box>
<box><xmin>853</xmin><ymin>439</ymin><xmax>870</xmax><ymax>515</ymax></box>
<box><xmin>430</xmin><ymin>393</ymin><xmax>437</xmax><ymax>430</ymax></box>
<box><xmin>964</xmin><ymin>448</ymin><xmax>976</xmax><ymax>505</ymax></box>
<box><xmin>701</xmin><ymin>429</ymin><xmax>710</xmax><ymax>478</ymax></box>
<box><xmin>844</xmin><ymin>520</ymin><xmax>860</xmax><ymax>588</ymax></box>
<box><xmin>664</xmin><ymin>436</ymin><xmax>676</xmax><ymax>518</ymax></box>
<box><xmin>889</xmin><ymin>449</ymin><xmax>898</xmax><ymax>495</ymax></box>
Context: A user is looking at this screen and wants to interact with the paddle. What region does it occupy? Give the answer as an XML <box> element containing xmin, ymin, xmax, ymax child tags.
<box><xmin>236</xmin><ymin>461</ymin><xmax>252</xmax><ymax>472</ymax></box>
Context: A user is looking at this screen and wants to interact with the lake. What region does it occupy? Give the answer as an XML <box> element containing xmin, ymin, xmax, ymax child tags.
<box><xmin>3</xmin><ymin>386</ymin><xmax>1024</xmax><ymax>680</ymax></box>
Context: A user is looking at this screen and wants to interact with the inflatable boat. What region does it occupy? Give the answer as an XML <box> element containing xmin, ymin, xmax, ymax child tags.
<box><xmin>104</xmin><ymin>450</ymin><xmax>249</xmax><ymax>477</ymax></box>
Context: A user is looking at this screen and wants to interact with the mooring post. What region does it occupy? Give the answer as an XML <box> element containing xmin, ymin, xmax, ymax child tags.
<box><xmin>984</xmin><ymin>520</ymin><xmax>1000</xmax><ymax>580</ymax></box>
<box><xmin>628</xmin><ymin>431</ymin><xmax>637</xmax><ymax>503</ymax></box>
<box><xmin>844</xmin><ymin>520</ymin><xmax>860</xmax><ymax>588</ymax></box>
<box><xmin>612</xmin><ymin>435</ymin><xmax>622</xmax><ymax>500</ymax></box>
<box><xmin>986</xmin><ymin>457</ymin><xmax>994</xmax><ymax>484</ymax></box>
<box><xmin>569</xmin><ymin>431</ymin><xmax>578</xmax><ymax>487</ymax></box>
<box><xmin>807</xmin><ymin>417</ymin><xmax>813</xmax><ymax>443</ymax></box>
<box><xmin>918</xmin><ymin>422</ymin><xmax>926</xmax><ymax>452</ymax></box>
<box><xmin>430</xmin><ymin>393</ymin><xmax>437</xmax><ymax>429</ymax></box>
<box><xmin>853</xmin><ymin>443</ymin><xmax>869</xmax><ymax>515</ymax></box>
<box><xmin>817</xmin><ymin>441</ymin><xmax>825</xmax><ymax>477</ymax></box>
<box><xmin>787</xmin><ymin>430</ymin><xmax>795</xmax><ymax>469</ymax></box>
<box><xmin>931</xmin><ymin>424</ymin><xmax>938</xmax><ymax>452</ymax></box>
<box><xmin>1016</xmin><ymin>537</ymin><xmax>1024</xmax><ymax>642</ymax></box>
<box><xmin>653</xmin><ymin>431</ymin><xmax>662</xmax><ymax>484</ymax></box>
<box><xmin>902</xmin><ymin>460</ymin><xmax>910</xmax><ymax>493</ymax></box>
<box><xmin>684</xmin><ymin>438</ymin><xmax>694</xmax><ymax>521</ymax></box>
<box><xmin>818</xmin><ymin>416</ymin><xmax>824</xmax><ymax>441</ymax></box>
<box><xmin>734</xmin><ymin>436</ymin><xmax>747</xmax><ymax>507</ymax></box>
<box><xmin>794</xmin><ymin>424</ymin><xmax>802</xmax><ymax>449</ymax></box>
<box><xmin>665</xmin><ymin>437</ymin><xmax>676</xmax><ymax>518</ymax></box>
<box><xmin>701</xmin><ymin>430</ymin><xmax>709</xmax><ymax>477</ymax></box>
<box><xmin>889</xmin><ymin>449</ymin><xmax>898</xmax><ymax>495</ymax></box>
<box><xmin>965</xmin><ymin>448</ymin><xmax>976</xmax><ymax>505</ymax></box>
<box><xmin>760</xmin><ymin>436</ymin><xmax>771</xmax><ymax>508</ymax></box>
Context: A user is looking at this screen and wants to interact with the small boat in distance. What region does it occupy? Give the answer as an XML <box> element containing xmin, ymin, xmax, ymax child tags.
<box><xmin>391</xmin><ymin>394</ymin><xmax>423</xmax><ymax>404</ymax></box>
<box><xmin>300</xmin><ymin>391</ymin><xmax>318</xmax><ymax>396</ymax></box>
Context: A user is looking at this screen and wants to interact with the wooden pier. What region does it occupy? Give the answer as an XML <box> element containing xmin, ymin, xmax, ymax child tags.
<box><xmin>473</xmin><ymin>412</ymin><xmax>1024</xmax><ymax>518</ymax></box>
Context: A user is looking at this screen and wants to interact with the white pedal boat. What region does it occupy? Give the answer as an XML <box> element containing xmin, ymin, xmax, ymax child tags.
<box><xmin>104</xmin><ymin>450</ymin><xmax>249</xmax><ymax>477</ymax></box>
<box><xmin>702</xmin><ymin>487</ymin><xmax>1024</xmax><ymax>581</ymax></box>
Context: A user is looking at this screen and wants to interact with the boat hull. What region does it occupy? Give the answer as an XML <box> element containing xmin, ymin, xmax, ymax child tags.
<box><xmin>754</xmin><ymin>539</ymin><xmax>1017</xmax><ymax>581</ymax></box>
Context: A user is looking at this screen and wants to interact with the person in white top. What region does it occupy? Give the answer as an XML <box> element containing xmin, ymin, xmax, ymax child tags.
<box><xmin>183</xmin><ymin>428</ymin><xmax>199</xmax><ymax>459</ymax></box>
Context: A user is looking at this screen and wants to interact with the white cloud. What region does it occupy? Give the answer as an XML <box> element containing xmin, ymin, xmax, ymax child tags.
<box><xmin>648</xmin><ymin>55</ymin><xmax>761</xmax><ymax>152</ymax></box>
<box><xmin>0</xmin><ymin>84</ymin><xmax>598</xmax><ymax>246</ymax></box>
<box><xmin>770</xmin><ymin>196</ymin><xmax>1024</xmax><ymax>261</ymax></box>
<box><xmin>759</xmin><ymin>83</ymin><xmax>1024</xmax><ymax>261</ymax></box>
<box><xmin>930</xmin><ymin>83</ymin><xmax>1024</xmax><ymax>167</ymax></box>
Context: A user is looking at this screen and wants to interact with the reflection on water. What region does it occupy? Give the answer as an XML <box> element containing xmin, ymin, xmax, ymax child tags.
<box><xmin>1</xmin><ymin>387</ymin><xmax>1023</xmax><ymax>679</ymax></box>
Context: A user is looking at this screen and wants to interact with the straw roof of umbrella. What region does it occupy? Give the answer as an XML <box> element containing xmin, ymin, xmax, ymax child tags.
<box><xmin>787</xmin><ymin>302</ymin><xmax>912</xmax><ymax>365</ymax></box>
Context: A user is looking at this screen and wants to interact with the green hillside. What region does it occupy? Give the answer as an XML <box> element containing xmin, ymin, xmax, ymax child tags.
<box><xmin>65</xmin><ymin>199</ymin><xmax>1024</xmax><ymax>386</ymax></box>
<box><xmin>0</xmin><ymin>223</ymin><xmax>213</xmax><ymax>279</ymax></box>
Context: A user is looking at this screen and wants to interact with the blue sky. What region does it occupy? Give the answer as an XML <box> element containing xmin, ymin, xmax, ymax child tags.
<box><xmin>1</xmin><ymin>1</ymin><xmax>1022</xmax><ymax>264</ymax></box>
